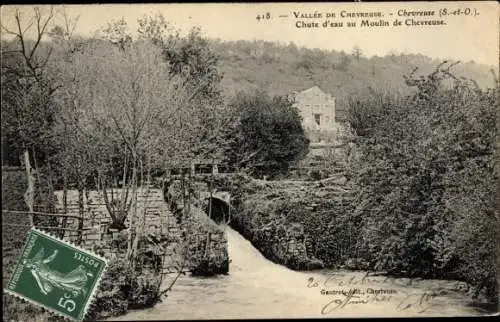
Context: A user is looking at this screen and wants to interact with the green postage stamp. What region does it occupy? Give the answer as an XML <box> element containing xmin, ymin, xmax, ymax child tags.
<box><xmin>4</xmin><ymin>228</ymin><xmax>107</xmax><ymax>321</ymax></box>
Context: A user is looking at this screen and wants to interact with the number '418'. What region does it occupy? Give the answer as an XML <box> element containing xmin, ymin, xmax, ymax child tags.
<box><xmin>256</xmin><ymin>12</ymin><xmax>271</xmax><ymax>21</ymax></box>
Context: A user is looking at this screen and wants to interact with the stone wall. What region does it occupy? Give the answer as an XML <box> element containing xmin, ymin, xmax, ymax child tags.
<box><xmin>53</xmin><ymin>187</ymin><xmax>228</xmax><ymax>275</ymax></box>
<box><xmin>185</xmin><ymin>207</ymin><xmax>229</xmax><ymax>275</ymax></box>
<box><xmin>53</xmin><ymin>188</ymin><xmax>178</xmax><ymax>250</ymax></box>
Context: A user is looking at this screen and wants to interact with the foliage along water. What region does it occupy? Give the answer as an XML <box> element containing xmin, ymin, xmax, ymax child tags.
<box><xmin>111</xmin><ymin>226</ymin><xmax>490</xmax><ymax>320</ymax></box>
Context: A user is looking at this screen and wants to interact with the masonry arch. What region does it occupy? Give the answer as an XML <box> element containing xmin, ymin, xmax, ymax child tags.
<box><xmin>204</xmin><ymin>197</ymin><xmax>231</xmax><ymax>224</ymax></box>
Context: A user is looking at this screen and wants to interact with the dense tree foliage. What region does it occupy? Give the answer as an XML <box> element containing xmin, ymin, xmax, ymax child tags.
<box><xmin>136</xmin><ymin>14</ymin><xmax>223</xmax><ymax>106</ymax></box>
<box><xmin>345</xmin><ymin>62</ymin><xmax>498</xmax><ymax>301</ymax></box>
<box><xmin>220</xmin><ymin>89</ymin><xmax>309</xmax><ymax>177</ymax></box>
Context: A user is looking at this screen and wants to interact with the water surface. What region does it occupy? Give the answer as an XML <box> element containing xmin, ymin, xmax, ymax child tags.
<box><xmin>112</xmin><ymin>226</ymin><xmax>488</xmax><ymax>320</ymax></box>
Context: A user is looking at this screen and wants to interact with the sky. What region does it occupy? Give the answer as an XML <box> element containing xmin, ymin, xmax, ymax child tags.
<box><xmin>1</xmin><ymin>2</ymin><xmax>498</xmax><ymax>67</ymax></box>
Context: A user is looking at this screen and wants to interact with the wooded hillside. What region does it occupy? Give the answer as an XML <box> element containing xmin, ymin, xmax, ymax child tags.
<box><xmin>209</xmin><ymin>39</ymin><xmax>496</xmax><ymax>119</ymax></box>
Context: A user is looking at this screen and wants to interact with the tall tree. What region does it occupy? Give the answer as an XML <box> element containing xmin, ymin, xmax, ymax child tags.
<box><xmin>222</xmin><ymin>89</ymin><xmax>310</xmax><ymax>177</ymax></box>
<box><xmin>351</xmin><ymin>45</ymin><xmax>363</xmax><ymax>61</ymax></box>
<box><xmin>1</xmin><ymin>7</ymin><xmax>58</xmax><ymax>166</ymax></box>
<box><xmin>137</xmin><ymin>13</ymin><xmax>223</xmax><ymax>106</ymax></box>
<box><xmin>136</xmin><ymin>13</ymin><xmax>226</xmax><ymax>162</ymax></box>
<box><xmin>1</xmin><ymin>6</ymin><xmax>58</xmax><ymax>225</ymax></box>
<box><xmin>346</xmin><ymin>62</ymin><xmax>498</xmax><ymax>299</ymax></box>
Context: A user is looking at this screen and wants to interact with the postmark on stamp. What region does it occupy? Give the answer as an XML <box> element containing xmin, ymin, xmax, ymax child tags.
<box><xmin>4</xmin><ymin>227</ymin><xmax>107</xmax><ymax>321</ymax></box>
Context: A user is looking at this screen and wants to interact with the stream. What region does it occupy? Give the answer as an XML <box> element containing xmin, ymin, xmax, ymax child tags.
<box><xmin>111</xmin><ymin>226</ymin><xmax>490</xmax><ymax>319</ymax></box>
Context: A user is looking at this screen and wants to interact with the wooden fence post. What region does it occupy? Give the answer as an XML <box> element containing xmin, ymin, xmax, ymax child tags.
<box><xmin>60</xmin><ymin>173</ymin><xmax>68</xmax><ymax>238</ymax></box>
<box><xmin>77</xmin><ymin>184</ymin><xmax>84</xmax><ymax>245</ymax></box>
<box><xmin>23</xmin><ymin>150</ymin><xmax>35</xmax><ymax>227</ymax></box>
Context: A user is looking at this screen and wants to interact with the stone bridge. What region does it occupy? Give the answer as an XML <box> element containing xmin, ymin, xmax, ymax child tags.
<box><xmin>164</xmin><ymin>175</ymin><xmax>234</xmax><ymax>225</ymax></box>
<box><xmin>162</xmin><ymin>159</ymin><xmax>238</xmax><ymax>225</ymax></box>
<box><xmin>199</xmin><ymin>189</ymin><xmax>232</xmax><ymax>225</ymax></box>
<box><xmin>199</xmin><ymin>190</ymin><xmax>231</xmax><ymax>206</ymax></box>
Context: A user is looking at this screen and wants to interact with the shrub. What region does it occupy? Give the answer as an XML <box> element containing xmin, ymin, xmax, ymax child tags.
<box><xmin>128</xmin><ymin>272</ymin><xmax>162</xmax><ymax>309</ymax></box>
<box><xmin>1</xmin><ymin>168</ymin><xmax>28</xmax><ymax>212</ymax></box>
<box><xmin>187</xmin><ymin>210</ymin><xmax>229</xmax><ymax>276</ymax></box>
<box><xmin>2</xmin><ymin>293</ymin><xmax>46</xmax><ymax>322</ymax></box>
<box><xmin>346</xmin><ymin>62</ymin><xmax>498</xmax><ymax>303</ymax></box>
<box><xmin>230</xmin><ymin>192</ymin><xmax>326</xmax><ymax>270</ymax></box>
<box><xmin>190</xmin><ymin>245</ymin><xmax>229</xmax><ymax>276</ymax></box>
<box><xmin>307</xmin><ymin>169</ymin><xmax>323</xmax><ymax>181</ymax></box>
<box><xmin>86</xmin><ymin>258</ymin><xmax>163</xmax><ymax>320</ymax></box>
<box><xmin>86</xmin><ymin>258</ymin><xmax>132</xmax><ymax>320</ymax></box>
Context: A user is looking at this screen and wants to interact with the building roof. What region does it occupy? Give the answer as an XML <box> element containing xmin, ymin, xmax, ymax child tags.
<box><xmin>299</xmin><ymin>85</ymin><xmax>326</xmax><ymax>95</ymax></box>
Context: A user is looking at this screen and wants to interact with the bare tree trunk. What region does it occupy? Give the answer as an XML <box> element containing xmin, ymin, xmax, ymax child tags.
<box><xmin>130</xmin><ymin>161</ymin><xmax>142</xmax><ymax>269</ymax></box>
<box><xmin>23</xmin><ymin>150</ymin><xmax>35</xmax><ymax>227</ymax></box>
<box><xmin>121</xmin><ymin>154</ymin><xmax>130</xmax><ymax>217</ymax></box>
<box><xmin>130</xmin><ymin>159</ymin><xmax>151</xmax><ymax>271</ymax></box>
<box><xmin>101</xmin><ymin>178</ymin><xmax>118</xmax><ymax>225</ymax></box>
<box><xmin>121</xmin><ymin>154</ymin><xmax>128</xmax><ymax>202</ymax></box>
<box><xmin>77</xmin><ymin>180</ymin><xmax>84</xmax><ymax>245</ymax></box>
<box><xmin>46</xmin><ymin>160</ymin><xmax>55</xmax><ymax>206</ymax></box>
<box><xmin>181</xmin><ymin>173</ymin><xmax>186</xmax><ymax>219</ymax></box>
<box><xmin>126</xmin><ymin>158</ymin><xmax>139</xmax><ymax>263</ymax></box>
<box><xmin>31</xmin><ymin>147</ymin><xmax>42</xmax><ymax>210</ymax></box>
<box><xmin>187</xmin><ymin>172</ymin><xmax>191</xmax><ymax>217</ymax></box>
<box><xmin>128</xmin><ymin>186</ymin><xmax>138</xmax><ymax>267</ymax></box>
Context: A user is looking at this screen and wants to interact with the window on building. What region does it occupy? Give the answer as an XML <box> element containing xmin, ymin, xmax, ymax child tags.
<box><xmin>314</xmin><ymin>113</ymin><xmax>321</xmax><ymax>126</ymax></box>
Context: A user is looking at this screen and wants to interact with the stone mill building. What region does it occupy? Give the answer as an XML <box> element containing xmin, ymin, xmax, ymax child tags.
<box><xmin>291</xmin><ymin>86</ymin><xmax>338</xmax><ymax>143</ymax></box>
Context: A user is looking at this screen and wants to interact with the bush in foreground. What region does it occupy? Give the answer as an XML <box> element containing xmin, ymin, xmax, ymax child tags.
<box><xmin>346</xmin><ymin>62</ymin><xmax>498</xmax><ymax>303</ymax></box>
<box><xmin>86</xmin><ymin>258</ymin><xmax>162</xmax><ymax>320</ymax></box>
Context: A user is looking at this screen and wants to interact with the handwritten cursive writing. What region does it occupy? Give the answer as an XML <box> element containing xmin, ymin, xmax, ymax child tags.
<box><xmin>321</xmin><ymin>291</ymin><xmax>368</xmax><ymax>314</ymax></box>
<box><xmin>320</xmin><ymin>290</ymin><xmax>394</xmax><ymax>314</ymax></box>
<box><xmin>308</xmin><ymin>271</ymin><xmax>419</xmax><ymax>289</ymax></box>
<box><xmin>396</xmin><ymin>292</ymin><xmax>440</xmax><ymax>313</ymax></box>
<box><xmin>309</xmin><ymin>274</ymin><xmax>444</xmax><ymax>315</ymax></box>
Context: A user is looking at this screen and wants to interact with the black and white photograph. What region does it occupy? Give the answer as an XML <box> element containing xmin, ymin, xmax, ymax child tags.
<box><xmin>1</xmin><ymin>2</ymin><xmax>499</xmax><ymax>320</ymax></box>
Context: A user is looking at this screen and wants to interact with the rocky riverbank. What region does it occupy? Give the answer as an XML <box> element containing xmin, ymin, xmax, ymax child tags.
<box><xmin>218</xmin><ymin>172</ymin><xmax>355</xmax><ymax>271</ymax></box>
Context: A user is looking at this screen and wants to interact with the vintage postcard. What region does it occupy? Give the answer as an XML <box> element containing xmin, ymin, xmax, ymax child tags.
<box><xmin>1</xmin><ymin>1</ymin><xmax>498</xmax><ymax>320</ymax></box>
